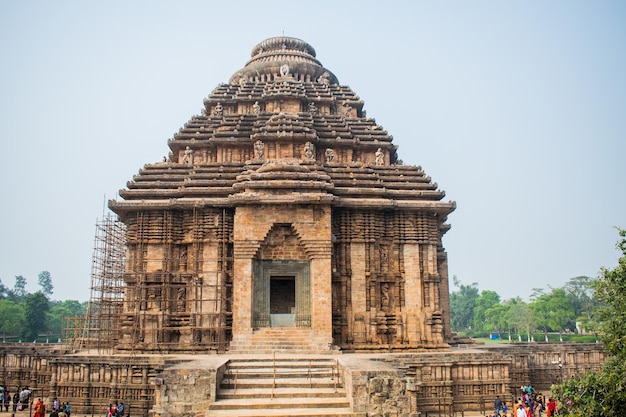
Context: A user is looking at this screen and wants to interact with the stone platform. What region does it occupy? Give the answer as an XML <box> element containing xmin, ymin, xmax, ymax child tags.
<box><xmin>0</xmin><ymin>343</ymin><xmax>606</xmax><ymax>417</ymax></box>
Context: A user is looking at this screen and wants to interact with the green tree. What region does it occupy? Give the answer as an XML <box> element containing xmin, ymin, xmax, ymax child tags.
<box><xmin>13</xmin><ymin>275</ymin><xmax>27</xmax><ymax>299</ymax></box>
<box><xmin>38</xmin><ymin>270</ymin><xmax>54</xmax><ymax>296</ymax></box>
<box><xmin>531</xmin><ymin>288</ymin><xmax>575</xmax><ymax>339</ymax></box>
<box><xmin>547</xmin><ymin>288</ymin><xmax>576</xmax><ymax>332</ymax></box>
<box><xmin>0</xmin><ymin>278</ymin><xmax>9</xmax><ymax>298</ymax></box>
<box><xmin>553</xmin><ymin>229</ymin><xmax>626</xmax><ymax>416</ymax></box>
<box><xmin>47</xmin><ymin>300</ymin><xmax>88</xmax><ymax>336</ymax></box>
<box><xmin>449</xmin><ymin>277</ymin><xmax>479</xmax><ymax>331</ymax></box>
<box><xmin>0</xmin><ymin>299</ymin><xmax>25</xmax><ymax>339</ymax></box>
<box><xmin>530</xmin><ymin>288</ymin><xmax>550</xmax><ymax>335</ymax></box>
<box><xmin>499</xmin><ymin>297</ymin><xmax>529</xmax><ymax>340</ymax></box>
<box><xmin>564</xmin><ymin>275</ymin><xmax>596</xmax><ymax>317</ymax></box>
<box><xmin>483</xmin><ymin>302</ymin><xmax>508</xmax><ymax>334</ymax></box>
<box><xmin>23</xmin><ymin>291</ymin><xmax>50</xmax><ymax>341</ymax></box>
<box><xmin>515</xmin><ymin>300</ymin><xmax>534</xmax><ymax>341</ymax></box>
<box><xmin>473</xmin><ymin>290</ymin><xmax>500</xmax><ymax>333</ymax></box>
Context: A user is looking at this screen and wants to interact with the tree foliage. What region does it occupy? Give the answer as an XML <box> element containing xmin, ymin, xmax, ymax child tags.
<box><xmin>449</xmin><ymin>277</ymin><xmax>479</xmax><ymax>331</ymax></box>
<box><xmin>24</xmin><ymin>291</ymin><xmax>50</xmax><ymax>341</ymax></box>
<box><xmin>0</xmin><ymin>299</ymin><xmax>25</xmax><ymax>337</ymax></box>
<box><xmin>47</xmin><ymin>300</ymin><xmax>88</xmax><ymax>336</ymax></box>
<box><xmin>553</xmin><ymin>229</ymin><xmax>626</xmax><ymax>416</ymax></box>
<box><xmin>13</xmin><ymin>275</ymin><xmax>27</xmax><ymax>299</ymax></box>
<box><xmin>38</xmin><ymin>270</ymin><xmax>54</xmax><ymax>296</ymax></box>
<box><xmin>473</xmin><ymin>290</ymin><xmax>501</xmax><ymax>332</ymax></box>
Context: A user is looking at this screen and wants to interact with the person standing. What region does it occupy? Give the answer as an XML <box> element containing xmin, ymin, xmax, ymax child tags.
<box><xmin>116</xmin><ymin>402</ymin><xmax>125</xmax><ymax>417</ymax></box>
<box><xmin>494</xmin><ymin>395</ymin><xmax>504</xmax><ymax>416</ymax></box>
<box><xmin>516</xmin><ymin>403</ymin><xmax>527</xmax><ymax>417</ymax></box>
<box><xmin>34</xmin><ymin>398</ymin><xmax>45</xmax><ymax>417</ymax></box>
<box><xmin>3</xmin><ymin>389</ymin><xmax>9</xmax><ymax>412</ymax></box>
<box><xmin>12</xmin><ymin>390</ymin><xmax>19</xmax><ymax>412</ymax></box>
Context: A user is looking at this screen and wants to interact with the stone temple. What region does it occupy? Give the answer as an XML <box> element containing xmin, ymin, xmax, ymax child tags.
<box><xmin>0</xmin><ymin>37</ymin><xmax>606</xmax><ymax>417</ymax></box>
<box><xmin>109</xmin><ymin>36</ymin><xmax>456</xmax><ymax>354</ymax></box>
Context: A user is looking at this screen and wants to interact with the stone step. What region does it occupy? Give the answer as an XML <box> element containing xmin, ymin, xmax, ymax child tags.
<box><xmin>220</xmin><ymin>378</ymin><xmax>342</xmax><ymax>389</ymax></box>
<box><xmin>227</xmin><ymin>348</ymin><xmax>335</xmax><ymax>354</ymax></box>
<box><xmin>227</xmin><ymin>359</ymin><xmax>338</xmax><ymax>367</ymax></box>
<box><xmin>209</xmin><ymin>397</ymin><xmax>351</xmax><ymax>411</ymax></box>
<box><xmin>224</xmin><ymin>369</ymin><xmax>337</xmax><ymax>378</ymax></box>
<box><xmin>208</xmin><ymin>358</ymin><xmax>356</xmax><ymax>417</ymax></box>
<box><xmin>207</xmin><ymin>407</ymin><xmax>364</xmax><ymax>417</ymax></box>
<box><xmin>217</xmin><ymin>387</ymin><xmax>346</xmax><ymax>400</ymax></box>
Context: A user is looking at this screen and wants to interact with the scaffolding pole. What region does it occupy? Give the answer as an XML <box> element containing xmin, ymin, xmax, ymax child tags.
<box><xmin>66</xmin><ymin>214</ymin><xmax>126</xmax><ymax>352</ymax></box>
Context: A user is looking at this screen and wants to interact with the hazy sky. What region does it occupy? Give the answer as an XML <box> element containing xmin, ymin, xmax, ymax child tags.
<box><xmin>1</xmin><ymin>1</ymin><xmax>624</xmax><ymax>302</ymax></box>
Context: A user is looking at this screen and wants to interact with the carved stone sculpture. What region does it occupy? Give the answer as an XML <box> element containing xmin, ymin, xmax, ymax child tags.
<box><xmin>254</xmin><ymin>140</ymin><xmax>265</xmax><ymax>160</ymax></box>
<box><xmin>375</xmin><ymin>148</ymin><xmax>384</xmax><ymax>166</ymax></box>
<box><xmin>325</xmin><ymin>148</ymin><xmax>335</xmax><ymax>163</ymax></box>
<box><xmin>304</xmin><ymin>142</ymin><xmax>315</xmax><ymax>160</ymax></box>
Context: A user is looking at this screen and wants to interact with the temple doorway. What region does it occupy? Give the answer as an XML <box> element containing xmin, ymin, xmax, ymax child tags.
<box><xmin>270</xmin><ymin>276</ymin><xmax>296</xmax><ymax>327</ymax></box>
<box><xmin>252</xmin><ymin>260</ymin><xmax>311</xmax><ymax>328</ymax></box>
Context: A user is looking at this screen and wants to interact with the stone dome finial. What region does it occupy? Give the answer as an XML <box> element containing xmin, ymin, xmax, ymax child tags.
<box><xmin>251</xmin><ymin>37</ymin><xmax>317</xmax><ymax>58</ymax></box>
<box><xmin>229</xmin><ymin>36</ymin><xmax>339</xmax><ymax>85</ymax></box>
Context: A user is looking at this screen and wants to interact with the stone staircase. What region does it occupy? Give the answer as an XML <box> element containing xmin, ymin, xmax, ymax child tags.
<box><xmin>228</xmin><ymin>328</ymin><xmax>336</xmax><ymax>353</ymax></box>
<box><xmin>207</xmin><ymin>357</ymin><xmax>364</xmax><ymax>417</ymax></box>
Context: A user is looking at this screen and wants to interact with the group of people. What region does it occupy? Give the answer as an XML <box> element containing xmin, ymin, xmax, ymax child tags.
<box><xmin>46</xmin><ymin>397</ymin><xmax>72</xmax><ymax>417</ymax></box>
<box><xmin>492</xmin><ymin>385</ymin><xmax>559</xmax><ymax>417</ymax></box>
<box><xmin>105</xmin><ymin>401</ymin><xmax>125</xmax><ymax>417</ymax></box>
<box><xmin>0</xmin><ymin>387</ymin><xmax>73</xmax><ymax>417</ymax></box>
<box><xmin>0</xmin><ymin>386</ymin><xmax>35</xmax><ymax>412</ymax></box>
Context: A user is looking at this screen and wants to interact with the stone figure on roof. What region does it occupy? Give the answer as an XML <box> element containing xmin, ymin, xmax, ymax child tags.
<box><xmin>325</xmin><ymin>148</ymin><xmax>335</xmax><ymax>163</ymax></box>
<box><xmin>254</xmin><ymin>140</ymin><xmax>265</xmax><ymax>160</ymax></box>
<box><xmin>308</xmin><ymin>102</ymin><xmax>318</xmax><ymax>115</ymax></box>
<box><xmin>252</xmin><ymin>101</ymin><xmax>261</xmax><ymax>114</ymax></box>
<box><xmin>280</xmin><ymin>64</ymin><xmax>290</xmax><ymax>77</ymax></box>
<box><xmin>182</xmin><ymin>146</ymin><xmax>193</xmax><ymax>165</ymax></box>
<box><xmin>318</xmin><ymin>71</ymin><xmax>330</xmax><ymax>86</ymax></box>
<box><xmin>214</xmin><ymin>102</ymin><xmax>223</xmax><ymax>116</ymax></box>
<box><xmin>375</xmin><ymin>148</ymin><xmax>384</xmax><ymax>166</ymax></box>
<box><xmin>304</xmin><ymin>142</ymin><xmax>315</xmax><ymax>160</ymax></box>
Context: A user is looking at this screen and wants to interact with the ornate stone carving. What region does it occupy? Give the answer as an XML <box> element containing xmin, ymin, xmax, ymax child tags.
<box><xmin>375</xmin><ymin>148</ymin><xmax>384</xmax><ymax>166</ymax></box>
<box><xmin>280</xmin><ymin>64</ymin><xmax>290</xmax><ymax>77</ymax></box>
<box><xmin>325</xmin><ymin>148</ymin><xmax>335</xmax><ymax>163</ymax></box>
<box><xmin>214</xmin><ymin>102</ymin><xmax>223</xmax><ymax>116</ymax></box>
<box><xmin>182</xmin><ymin>146</ymin><xmax>193</xmax><ymax>165</ymax></box>
<box><xmin>252</xmin><ymin>101</ymin><xmax>261</xmax><ymax>114</ymax></box>
<box><xmin>318</xmin><ymin>71</ymin><xmax>330</xmax><ymax>86</ymax></box>
<box><xmin>304</xmin><ymin>141</ymin><xmax>315</xmax><ymax>160</ymax></box>
<box><xmin>308</xmin><ymin>101</ymin><xmax>318</xmax><ymax>115</ymax></box>
<box><xmin>254</xmin><ymin>140</ymin><xmax>265</xmax><ymax>160</ymax></box>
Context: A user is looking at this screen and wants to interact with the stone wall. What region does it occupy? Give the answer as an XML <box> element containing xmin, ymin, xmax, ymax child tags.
<box><xmin>0</xmin><ymin>345</ymin><xmax>167</xmax><ymax>417</ymax></box>
<box><xmin>479</xmin><ymin>343</ymin><xmax>606</xmax><ymax>392</ymax></box>
<box><xmin>151</xmin><ymin>357</ymin><xmax>227</xmax><ymax>417</ymax></box>
<box><xmin>0</xmin><ymin>343</ymin><xmax>607</xmax><ymax>417</ymax></box>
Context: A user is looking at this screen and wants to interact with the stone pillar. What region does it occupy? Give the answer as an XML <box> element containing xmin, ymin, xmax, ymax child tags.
<box><xmin>403</xmin><ymin>243</ymin><xmax>423</xmax><ymax>345</ymax></box>
<box><xmin>350</xmin><ymin>243</ymin><xmax>367</xmax><ymax>344</ymax></box>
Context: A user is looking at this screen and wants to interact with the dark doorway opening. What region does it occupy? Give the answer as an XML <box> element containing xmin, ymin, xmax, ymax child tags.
<box><xmin>270</xmin><ymin>276</ymin><xmax>295</xmax><ymax>327</ymax></box>
<box><xmin>270</xmin><ymin>276</ymin><xmax>295</xmax><ymax>313</ymax></box>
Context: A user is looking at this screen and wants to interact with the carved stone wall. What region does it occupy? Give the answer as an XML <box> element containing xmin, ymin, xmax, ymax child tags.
<box><xmin>0</xmin><ymin>343</ymin><xmax>608</xmax><ymax>416</ymax></box>
<box><xmin>332</xmin><ymin>209</ymin><xmax>450</xmax><ymax>350</ymax></box>
<box><xmin>114</xmin><ymin>208</ymin><xmax>234</xmax><ymax>352</ymax></box>
<box><xmin>0</xmin><ymin>346</ymin><xmax>166</xmax><ymax>417</ymax></box>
